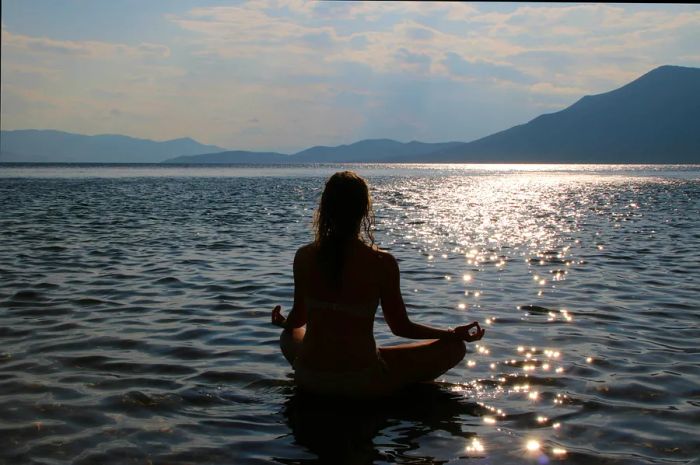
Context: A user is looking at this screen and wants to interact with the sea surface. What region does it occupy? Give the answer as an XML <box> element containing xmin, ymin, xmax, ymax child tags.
<box><xmin>1</xmin><ymin>163</ymin><xmax>699</xmax><ymax>465</ymax></box>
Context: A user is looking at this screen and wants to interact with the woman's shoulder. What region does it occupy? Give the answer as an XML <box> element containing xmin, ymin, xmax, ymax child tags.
<box><xmin>295</xmin><ymin>242</ymin><xmax>318</xmax><ymax>259</ymax></box>
<box><xmin>360</xmin><ymin>243</ymin><xmax>397</xmax><ymax>267</ymax></box>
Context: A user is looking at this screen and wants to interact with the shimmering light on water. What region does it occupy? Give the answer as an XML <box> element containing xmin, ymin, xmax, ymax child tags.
<box><xmin>465</xmin><ymin>437</ymin><xmax>485</xmax><ymax>454</ymax></box>
<box><xmin>527</xmin><ymin>439</ymin><xmax>541</xmax><ymax>452</ymax></box>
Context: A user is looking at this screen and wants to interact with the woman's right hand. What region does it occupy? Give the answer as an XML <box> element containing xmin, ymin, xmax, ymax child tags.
<box><xmin>271</xmin><ymin>305</ymin><xmax>287</xmax><ymax>328</ymax></box>
<box><xmin>453</xmin><ymin>321</ymin><xmax>485</xmax><ymax>342</ymax></box>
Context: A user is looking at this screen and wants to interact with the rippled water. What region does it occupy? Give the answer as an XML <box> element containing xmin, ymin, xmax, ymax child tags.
<box><xmin>1</xmin><ymin>164</ymin><xmax>699</xmax><ymax>465</ymax></box>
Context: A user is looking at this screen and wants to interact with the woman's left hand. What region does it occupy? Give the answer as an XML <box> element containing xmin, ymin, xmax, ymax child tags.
<box><xmin>453</xmin><ymin>321</ymin><xmax>485</xmax><ymax>342</ymax></box>
<box><xmin>271</xmin><ymin>305</ymin><xmax>287</xmax><ymax>328</ymax></box>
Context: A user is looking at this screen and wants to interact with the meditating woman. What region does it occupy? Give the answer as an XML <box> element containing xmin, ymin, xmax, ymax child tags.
<box><xmin>272</xmin><ymin>171</ymin><xmax>485</xmax><ymax>397</ymax></box>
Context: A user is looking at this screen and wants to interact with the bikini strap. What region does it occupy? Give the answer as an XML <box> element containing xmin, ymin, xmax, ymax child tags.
<box><xmin>306</xmin><ymin>297</ymin><xmax>379</xmax><ymax>317</ymax></box>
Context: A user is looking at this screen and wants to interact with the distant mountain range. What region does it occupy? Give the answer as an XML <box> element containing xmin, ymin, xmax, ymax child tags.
<box><xmin>0</xmin><ymin>130</ymin><xmax>225</xmax><ymax>163</ymax></box>
<box><xmin>162</xmin><ymin>139</ymin><xmax>465</xmax><ymax>164</ymax></box>
<box><xmin>2</xmin><ymin>65</ymin><xmax>698</xmax><ymax>164</ymax></box>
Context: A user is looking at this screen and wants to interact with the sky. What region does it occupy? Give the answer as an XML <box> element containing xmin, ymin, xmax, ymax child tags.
<box><xmin>2</xmin><ymin>1</ymin><xmax>699</xmax><ymax>153</ymax></box>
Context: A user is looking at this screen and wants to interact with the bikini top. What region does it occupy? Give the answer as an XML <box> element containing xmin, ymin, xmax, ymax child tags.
<box><xmin>306</xmin><ymin>297</ymin><xmax>380</xmax><ymax>318</ymax></box>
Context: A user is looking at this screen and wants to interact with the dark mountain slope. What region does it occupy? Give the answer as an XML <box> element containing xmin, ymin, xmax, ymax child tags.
<box><xmin>293</xmin><ymin>139</ymin><xmax>464</xmax><ymax>163</ymax></box>
<box><xmin>424</xmin><ymin>65</ymin><xmax>700</xmax><ymax>163</ymax></box>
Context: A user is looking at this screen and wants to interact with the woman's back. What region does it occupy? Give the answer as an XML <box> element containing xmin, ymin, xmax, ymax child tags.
<box><xmin>294</xmin><ymin>240</ymin><xmax>388</xmax><ymax>371</ymax></box>
<box><xmin>272</xmin><ymin>170</ymin><xmax>483</xmax><ymax>398</ymax></box>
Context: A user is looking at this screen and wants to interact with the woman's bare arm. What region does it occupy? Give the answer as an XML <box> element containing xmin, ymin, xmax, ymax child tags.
<box><xmin>379</xmin><ymin>253</ymin><xmax>484</xmax><ymax>341</ymax></box>
<box><xmin>272</xmin><ymin>248</ymin><xmax>307</xmax><ymax>331</ymax></box>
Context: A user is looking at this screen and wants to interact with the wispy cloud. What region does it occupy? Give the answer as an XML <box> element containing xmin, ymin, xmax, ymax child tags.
<box><xmin>2</xmin><ymin>28</ymin><xmax>170</xmax><ymax>59</ymax></box>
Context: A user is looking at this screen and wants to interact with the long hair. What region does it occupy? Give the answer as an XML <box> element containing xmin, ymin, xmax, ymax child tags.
<box><xmin>313</xmin><ymin>171</ymin><xmax>375</xmax><ymax>287</ymax></box>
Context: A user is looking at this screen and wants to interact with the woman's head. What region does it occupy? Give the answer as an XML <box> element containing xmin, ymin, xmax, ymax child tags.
<box><xmin>314</xmin><ymin>171</ymin><xmax>374</xmax><ymax>285</ymax></box>
<box><xmin>314</xmin><ymin>171</ymin><xmax>374</xmax><ymax>245</ymax></box>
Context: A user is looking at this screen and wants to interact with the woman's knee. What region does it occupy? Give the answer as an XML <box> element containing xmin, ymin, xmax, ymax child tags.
<box><xmin>442</xmin><ymin>338</ymin><xmax>466</xmax><ymax>364</ymax></box>
<box><xmin>280</xmin><ymin>327</ymin><xmax>305</xmax><ymax>344</ymax></box>
<box><xmin>279</xmin><ymin>327</ymin><xmax>305</xmax><ymax>365</ymax></box>
<box><xmin>418</xmin><ymin>339</ymin><xmax>466</xmax><ymax>380</ymax></box>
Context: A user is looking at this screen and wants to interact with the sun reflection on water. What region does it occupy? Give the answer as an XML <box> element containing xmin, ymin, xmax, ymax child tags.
<box><xmin>526</xmin><ymin>439</ymin><xmax>541</xmax><ymax>452</ymax></box>
<box><xmin>465</xmin><ymin>437</ymin><xmax>486</xmax><ymax>454</ymax></box>
<box><xmin>442</xmin><ymin>335</ymin><xmax>580</xmax><ymax>461</ymax></box>
<box><xmin>373</xmin><ymin>172</ymin><xmax>635</xmax><ymax>462</ymax></box>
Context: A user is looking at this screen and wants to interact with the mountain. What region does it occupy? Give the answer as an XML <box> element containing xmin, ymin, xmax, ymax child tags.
<box><xmin>0</xmin><ymin>129</ymin><xmax>226</xmax><ymax>163</ymax></box>
<box><xmin>163</xmin><ymin>150</ymin><xmax>290</xmax><ymax>164</ymax></box>
<box><xmin>163</xmin><ymin>139</ymin><xmax>464</xmax><ymax>164</ymax></box>
<box><xmin>292</xmin><ymin>139</ymin><xmax>463</xmax><ymax>163</ymax></box>
<box><xmin>165</xmin><ymin>65</ymin><xmax>699</xmax><ymax>164</ymax></box>
<box><xmin>422</xmin><ymin>65</ymin><xmax>700</xmax><ymax>163</ymax></box>
<box><xmin>4</xmin><ymin>66</ymin><xmax>698</xmax><ymax>164</ymax></box>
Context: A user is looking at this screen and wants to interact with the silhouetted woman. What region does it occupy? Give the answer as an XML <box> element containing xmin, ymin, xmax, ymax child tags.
<box><xmin>272</xmin><ymin>171</ymin><xmax>484</xmax><ymax>397</ymax></box>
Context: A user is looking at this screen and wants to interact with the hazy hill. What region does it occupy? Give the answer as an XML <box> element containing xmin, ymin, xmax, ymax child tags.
<box><xmin>166</xmin><ymin>65</ymin><xmax>699</xmax><ymax>165</ymax></box>
<box><xmin>421</xmin><ymin>65</ymin><xmax>700</xmax><ymax>163</ymax></box>
<box><xmin>163</xmin><ymin>139</ymin><xmax>464</xmax><ymax>164</ymax></box>
<box><xmin>163</xmin><ymin>150</ymin><xmax>290</xmax><ymax>164</ymax></box>
<box><xmin>0</xmin><ymin>129</ymin><xmax>226</xmax><ymax>163</ymax></box>
<box><xmin>292</xmin><ymin>139</ymin><xmax>463</xmax><ymax>163</ymax></box>
<box><xmin>4</xmin><ymin>66</ymin><xmax>698</xmax><ymax>164</ymax></box>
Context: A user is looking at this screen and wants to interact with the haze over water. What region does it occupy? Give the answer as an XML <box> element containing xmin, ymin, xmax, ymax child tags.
<box><xmin>1</xmin><ymin>164</ymin><xmax>698</xmax><ymax>464</ymax></box>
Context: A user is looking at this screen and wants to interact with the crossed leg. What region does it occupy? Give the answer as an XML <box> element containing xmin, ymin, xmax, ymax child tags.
<box><xmin>280</xmin><ymin>327</ymin><xmax>466</xmax><ymax>388</ymax></box>
<box><xmin>280</xmin><ymin>326</ymin><xmax>306</xmax><ymax>365</ymax></box>
<box><xmin>379</xmin><ymin>338</ymin><xmax>466</xmax><ymax>385</ymax></box>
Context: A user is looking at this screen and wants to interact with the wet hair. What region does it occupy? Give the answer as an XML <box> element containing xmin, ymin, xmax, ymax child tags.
<box><xmin>313</xmin><ymin>171</ymin><xmax>375</xmax><ymax>287</ymax></box>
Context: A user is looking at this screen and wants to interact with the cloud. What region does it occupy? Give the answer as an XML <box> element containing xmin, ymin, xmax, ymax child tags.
<box><xmin>528</xmin><ymin>82</ymin><xmax>587</xmax><ymax>97</ymax></box>
<box><xmin>91</xmin><ymin>88</ymin><xmax>126</xmax><ymax>99</ymax></box>
<box><xmin>443</xmin><ymin>52</ymin><xmax>534</xmax><ymax>84</ymax></box>
<box><xmin>299</xmin><ymin>30</ymin><xmax>337</xmax><ymax>50</ymax></box>
<box><xmin>136</xmin><ymin>43</ymin><xmax>171</xmax><ymax>58</ymax></box>
<box><xmin>395</xmin><ymin>48</ymin><xmax>432</xmax><ymax>74</ymax></box>
<box><xmin>167</xmin><ymin>6</ymin><xmax>523</xmax><ymax>76</ymax></box>
<box><xmin>0</xmin><ymin>62</ymin><xmax>59</xmax><ymax>89</ymax></box>
<box><xmin>167</xmin><ymin>5</ymin><xmax>313</xmax><ymax>58</ymax></box>
<box><xmin>349</xmin><ymin>35</ymin><xmax>369</xmax><ymax>50</ymax></box>
<box><xmin>508</xmin><ymin>50</ymin><xmax>577</xmax><ymax>72</ymax></box>
<box><xmin>1</xmin><ymin>28</ymin><xmax>170</xmax><ymax>59</ymax></box>
<box><xmin>405</xmin><ymin>27</ymin><xmax>435</xmax><ymax>41</ymax></box>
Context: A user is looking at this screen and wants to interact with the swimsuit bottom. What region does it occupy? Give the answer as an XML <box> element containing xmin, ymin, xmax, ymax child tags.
<box><xmin>293</xmin><ymin>354</ymin><xmax>391</xmax><ymax>397</ymax></box>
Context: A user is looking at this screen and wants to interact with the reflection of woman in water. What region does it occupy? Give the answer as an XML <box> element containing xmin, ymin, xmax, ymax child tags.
<box><xmin>272</xmin><ymin>171</ymin><xmax>485</xmax><ymax>397</ymax></box>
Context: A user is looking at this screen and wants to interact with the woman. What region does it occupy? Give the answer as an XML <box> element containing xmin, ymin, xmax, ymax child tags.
<box><xmin>272</xmin><ymin>171</ymin><xmax>484</xmax><ymax>397</ymax></box>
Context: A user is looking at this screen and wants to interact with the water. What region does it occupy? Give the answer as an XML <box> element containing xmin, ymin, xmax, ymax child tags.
<box><xmin>1</xmin><ymin>163</ymin><xmax>699</xmax><ymax>465</ymax></box>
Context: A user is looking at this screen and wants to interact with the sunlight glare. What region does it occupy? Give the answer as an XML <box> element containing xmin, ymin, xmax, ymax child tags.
<box><xmin>466</xmin><ymin>437</ymin><xmax>485</xmax><ymax>454</ymax></box>
<box><xmin>526</xmin><ymin>439</ymin><xmax>540</xmax><ymax>452</ymax></box>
